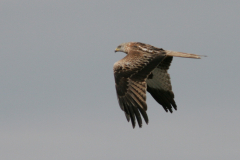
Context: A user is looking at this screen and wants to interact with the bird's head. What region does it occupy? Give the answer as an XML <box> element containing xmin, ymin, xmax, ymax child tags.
<box><xmin>115</xmin><ymin>43</ymin><xmax>130</xmax><ymax>54</ymax></box>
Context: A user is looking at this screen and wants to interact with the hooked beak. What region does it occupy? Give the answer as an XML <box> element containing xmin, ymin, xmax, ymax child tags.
<box><xmin>115</xmin><ymin>48</ymin><xmax>120</xmax><ymax>53</ymax></box>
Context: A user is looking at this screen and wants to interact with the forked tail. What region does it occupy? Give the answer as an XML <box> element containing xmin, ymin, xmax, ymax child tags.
<box><xmin>166</xmin><ymin>50</ymin><xmax>206</xmax><ymax>59</ymax></box>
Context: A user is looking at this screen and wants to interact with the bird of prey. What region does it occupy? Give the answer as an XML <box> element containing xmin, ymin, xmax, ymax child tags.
<box><xmin>113</xmin><ymin>42</ymin><xmax>203</xmax><ymax>128</ymax></box>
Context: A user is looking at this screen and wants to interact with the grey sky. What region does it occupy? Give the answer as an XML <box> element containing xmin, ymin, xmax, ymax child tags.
<box><xmin>0</xmin><ymin>0</ymin><xmax>240</xmax><ymax>159</ymax></box>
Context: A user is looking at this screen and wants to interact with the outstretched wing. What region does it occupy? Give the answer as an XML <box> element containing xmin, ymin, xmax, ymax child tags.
<box><xmin>114</xmin><ymin>50</ymin><xmax>165</xmax><ymax>128</ymax></box>
<box><xmin>146</xmin><ymin>56</ymin><xmax>177</xmax><ymax>113</ymax></box>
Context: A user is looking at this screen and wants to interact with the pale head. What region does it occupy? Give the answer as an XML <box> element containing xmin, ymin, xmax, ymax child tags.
<box><xmin>115</xmin><ymin>42</ymin><xmax>131</xmax><ymax>53</ymax></box>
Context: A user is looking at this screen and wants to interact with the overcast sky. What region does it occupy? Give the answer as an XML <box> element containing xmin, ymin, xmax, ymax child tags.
<box><xmin>1</xmin><ymin>0</ymin><xmax>240</xmax><ymax>159</ymax></box>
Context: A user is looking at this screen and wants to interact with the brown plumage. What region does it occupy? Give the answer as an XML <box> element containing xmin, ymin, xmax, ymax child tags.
<box><xmin>114</xmin><ymin>42</ymin><xmax>203</xmax><ymax>128</ymax></box>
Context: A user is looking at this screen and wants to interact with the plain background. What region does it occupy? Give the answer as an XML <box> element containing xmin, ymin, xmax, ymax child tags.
<box><xmin>0</xmin><ymin>0</ymin><xmax>239</xmax><ymax>159</ymax></box>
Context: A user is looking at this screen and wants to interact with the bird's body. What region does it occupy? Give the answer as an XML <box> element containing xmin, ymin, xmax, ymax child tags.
<box><xmin>114</xmin><ymin>42</ymin><xmax>203</xmax><ymax>128</ymax></box>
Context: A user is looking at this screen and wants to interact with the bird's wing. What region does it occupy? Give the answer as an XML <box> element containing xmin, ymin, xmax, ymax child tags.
<box><xmin>114</xmin><ymin>50</ymin><xmax>165</xmax><ymax>128</ymax></box>
<box><xmin>146</xmin><ymin>56</ymin><xmax>177</xmax><ymax>113</ymax></box>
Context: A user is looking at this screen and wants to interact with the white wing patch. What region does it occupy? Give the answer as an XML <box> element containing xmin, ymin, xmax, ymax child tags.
<box><xmin>146</xmin><ymin>68</ymin><xmax>171</xmax><ymax>91</ymax></box>
<box><xmin>138</xmin><ymin>46</ymin><xmax>153</xmax><ymax>53</ymax></box>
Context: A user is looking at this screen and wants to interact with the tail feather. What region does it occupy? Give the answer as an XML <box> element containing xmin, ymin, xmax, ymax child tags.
<box><xmin>166</xmin><ymin>50</ymin><xmax>206</xmax><ymax>59</ymax></box>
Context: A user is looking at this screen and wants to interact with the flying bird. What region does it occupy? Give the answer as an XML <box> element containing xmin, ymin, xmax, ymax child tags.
<box><xmin>113</xmin><ymin>42</ymin><xmax>204</xmax><ymax>128</ymax></box>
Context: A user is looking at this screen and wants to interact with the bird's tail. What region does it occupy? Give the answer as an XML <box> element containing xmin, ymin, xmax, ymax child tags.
<box><xmin>166</xmin><ymin>50</ymin><xmax>206</xmax><ymax>59</ymax></box>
